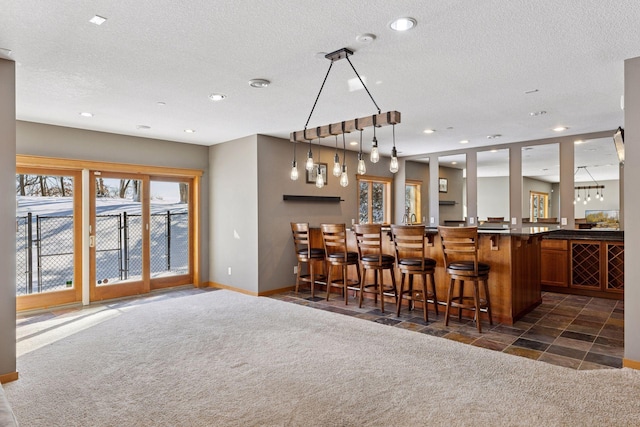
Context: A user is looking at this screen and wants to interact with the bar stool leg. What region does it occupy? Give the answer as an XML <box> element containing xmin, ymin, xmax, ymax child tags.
<box><xmin>429</xmin><ymin>272</ymin><xmax>438</xmax><ymax>316</ymax></box>
<box><xmin>397</xmin><ymin>272</ymin><xmax>406</xmax><ymax>318</ymax></box>
<box><xmin>483</xmin><ymin>278</ymin><xmax>493</xmax><ymax>325</ymax></box>
<box><xmin>295</xmin><ymin>261</ymin><xmax>303</xmax><ymax>295</ymax></box>
<box><xmin>309</xmin><ymin>261</ymin><xmax>315</xmax><ymax>298</ymax></box>
<box><xmin>343</xmin><ymin>264</ymin><xmax>349</xmax><ymax>305</ymax></box>
<box><xmin>378</xmin><ymin>269</ymin><xmax>385</xmax><ymax>313</ymax></box>
<box><xmin>458</xmin><ymin>280</ymin><xmax>465</xmax><ymax>321</ymax></box>
<box><xmin>390</xmin><ymin>267</ymin><xmax>398</xmax><ymax>305</ymax></box>
<box><xmin>420</xmin><ymin>273</ymin><xmax>428</xmax><ymax>322</ymax></box>
<box><xmin>445</xmin><ymin>277</ymin><xmax>455</xmax><ymax>326</ymax></box>
<box><xmin>358</xmin><ymin>265</ymin><xmax>366</xmax><ymax>308</ymax></box>
<box><xmin>474</xmin><ymin>281</ymin><xmax>482</xmax><ymax>333</ymax></box>
<box><xmin>325</xmin><ymin>265</ymin><xmax>333</xmax><ymax>301</ymax></box>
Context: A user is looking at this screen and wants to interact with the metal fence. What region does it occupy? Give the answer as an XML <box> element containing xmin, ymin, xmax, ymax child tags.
<box><xmin>16</xmin><ymin>211</ymin><xmax>188</xmax><ymax>296</ymax></box>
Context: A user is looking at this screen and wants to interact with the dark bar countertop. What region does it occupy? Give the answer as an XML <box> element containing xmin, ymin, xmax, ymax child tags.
<box><xmin>543</xmin><ymin>229</ymin><xmax>624</xmax><ymax>242</ymax></box>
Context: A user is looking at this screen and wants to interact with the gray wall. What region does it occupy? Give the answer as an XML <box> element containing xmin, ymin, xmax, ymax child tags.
<box><xmin>210</xmin><ymin>134</ymin><xmax>399</xmax><ymax>294</ymax></box>
<box><xmin>209</xmin><ymin>135</ymin><xmax>259</xmax><ymax>293</ymax></box>
<box><xmin>0</xmin><ymin>59</ymin><xmax>16</xmax><ymax>379</ymax></box>
<box><xmin>16</xmin><ymin>121</ymin><xmax>211</xmax><ymax>283</ymax></box>
<box><xmin>477</xmin><ymin>176</ymin><xmax>509</xmax><ymax>220</ymax></box>
<box><xmin>624</xmin><ymin>56</ymin><xmax>640</xmax><ymax>363</ymax></box>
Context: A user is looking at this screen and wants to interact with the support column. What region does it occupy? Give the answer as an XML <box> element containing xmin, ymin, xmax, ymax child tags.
<box><xmin>0</xmin><ymin>58</ymin><xmax>17</xmax><ymax>382</ymax></box>
<box><xmin>624</xmin><ymin>56</ymin><xmax>640</xmax><ymax>367</ymax></box>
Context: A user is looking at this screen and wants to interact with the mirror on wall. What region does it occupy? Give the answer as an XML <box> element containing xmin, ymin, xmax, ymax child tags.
<box><xmin>522</xmin><ymin>144</ymin><xmax>559</xmax><ymax>224</ymax></box>
<box><xmin>405</xmin><ymin>158</ymin><xmax>429</xmax><ymax>224</ymax></box>
<box><xmin>477</xmin><ymin>149</ymin><xmax>509</xmax><ymax>227</ymax></box>
<box><xmin>574</xmin><ymin>137</ymin><xmax>620</xmax><ymax>229</ymax></box>
<box><xmin>438</xmin><ymin>154</ymin><xmax>466</xmax><ymax>225</ymax></box>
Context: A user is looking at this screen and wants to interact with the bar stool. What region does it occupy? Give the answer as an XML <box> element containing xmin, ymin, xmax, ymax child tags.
<box><xmin>353</xmin><ymin>224</ymin><xmax>398</xmax><ymax>313</ymax></box>
<box><xmin>320</xmin><ymin>223</ymin><xmax>361</xmax><ymax>304</ymax></box>
<box><xmin>438</xmin><ymin>226</ymin><xmax>493</xmax><ymax>332</ymax></box>
<box><xmin>390</xmin><ymin>224</ymin><xmax>438</xmax><ymax>322</ymax></box>
<box><xmin>290</xmin><ymin>222</ymin><xmax>326</xmax><ymax>297</ymax></box>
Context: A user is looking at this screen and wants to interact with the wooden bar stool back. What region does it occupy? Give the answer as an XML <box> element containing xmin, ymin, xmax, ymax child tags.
<box><xmin>353</xmin><ymin>224</ymin><xmax>398</xmax><ymax>313</ymax></box>
<box><xmin>390</xmin><ymin>225</ymin><xmax>438</xmax><ymax>322</ymax></box>
<box><xmin>438</xmin><ymin>226</ymin><xmax>493</xmax><ymax>332</ymax></box>
<box><xmin>320</xmin><ymin>223</ymin><xmax>361</xmax><ymax>304</ymax></box>
<box><xmin>290</xmin><ymin>222</ymin><xmax>326</xmax><ymax>297</ymax></box>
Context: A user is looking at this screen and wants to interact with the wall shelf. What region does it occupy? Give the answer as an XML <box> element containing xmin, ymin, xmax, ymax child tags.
<box><xmin>283</xmin><ymin>195</ymin><xmax>343</xmax><ymax>203</ymax></box>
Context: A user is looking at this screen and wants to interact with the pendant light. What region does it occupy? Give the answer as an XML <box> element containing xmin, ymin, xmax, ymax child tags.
<box><xmin>332</xmin><ymin>135</ymin><xmax>341</xmax><ymax>177</ymax></box>
<box><xmin>370</xmin><ymin>116</ymin><xmax>380</xmax><ymax>163</ymax></box>
<box><xmin>315</xmin><ymin>139</ymin><xmax>324</xmax><ymax>188</ymax></box>
<box><xmin>305</xmin><ymin>136</ymin><xmax>314</xmax><ymax>171</ymax></box>
<box><xmin>357</xmin><ymin>129</ymin><xmax>366</xmax><ymax>175</ymax></box>
<box><xmin>340</xmin><ymin>130</ymin><xmax>349</xmax><ymax>187</ymax></box>
<box><xmin>290</xmin><ymin>141</ymin><xmax>299</xmax><ymax>181</ymax></box>
<box><xmin>389</xmin><ymin>124</ymin><xmax>399</xmax><ymax>173</ymax></box>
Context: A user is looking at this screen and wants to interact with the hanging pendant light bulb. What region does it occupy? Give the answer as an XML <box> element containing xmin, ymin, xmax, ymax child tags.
<box><xmin>315</xmin><ymin>140</ymin><xmax>324</xmax><ymax>188</ymax></box>
<box><xmin>587</xmin><ymin>189</ymin><xmax>591</xmax><ymax>202</ymax></box>
<box><xmin>573</xmin><ymin>198</ymin><xmax>576</xmax><ymax>205</ymax></box>
<box><xmin>600</xmin><ymin>189</ymin><xmax>604</xmax><ymax>201</ymax></box>
<box><xmin>332</xmin><ymin>135</ymin><xmax>341</xmax><ymax>177</ymax></box>
<box><xmin>370</xmin><ymin>124</ymin><xmax>380</xmax><ymax>163</ymax></box>
<box><xmin>305</xmin><ymin>136</ymin><xmax>314</xmax><ymax>171</ymax></box>
<box><xmin>357</xmin><ymin>130</ymin><xmax>366</xmax><ymax>175</ymax></box>
<box><xmin>576</xmin><ymin>191</ymin><xmax>581</xmax><ymax>202</ymax></box>
<box><xmin>340</xmin><ymin>130</ymin><xmax>349</xmax><ymax>187</ymax></box>
<box><xmin>290</xmin><ymin>141</ymin><xmax>299</xmax><ymax>181</ymax></box>
<box><xmin>316</xmin><ymin>165</ymin><xmax>324</xmax><ymax>188</ymax></box>
<box><xmin>389</xmin><ymin>124</ymin><xmax>399</xmax><ymax>173</ymax></box>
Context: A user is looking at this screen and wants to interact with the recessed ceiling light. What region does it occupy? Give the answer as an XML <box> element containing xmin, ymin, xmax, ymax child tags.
<box><xmin>349</xmin><ymin>141</ymin><xmax>358</xmax><ymax>146</ymax></box>
<box><xmin>459</xmin><ymin>140</ymin><xmax>469</xmax><ymax>144</ymax></box>
<box><xmin>208</xmin><ymin>93</ymin><xmax>227</xmax><ymax>101</ymax></box>
<box><xmin>157</xmin><ymin>101</ymin><xmax>166</xmax><ymax>106</ymax></box>
<box><xmin>423</xmin><ymin>129</ymin><xmax>436</xmax><ymax>134</ymax></box>
<box><xmin>248</xmin><ymin>79</ymin><xmax>270</xmax><ymax>88</ymax></box>
<box><xmin>451</xmin><ymin>161</ymin><xmax>458</xmax><ymax>165</ymax></box>
<box><xmin>553</xmin><ymin>126</ymin><xmax>568</xmax><ymax>132</ymax></box>
<box><xmin>184</xmin><ymin>129</ymin><xmax>196</xmax><ymax>133</ymax></box>
<box><xmin>79</xmin><ymin>112</ymin><xmax>93</xmax><ymax>117</ymax></box>
<box><xmin>487</xmin><ymin>134</ymin><xmax>502</xmax><ymax>139</ymax></box>
<box><xmin>574</xmin><ymin>140</ymin><xmax>584</xmax><ymax>145</ymax></box>
<box><xmin>389</xmin><ymin>17</ymin><xmax>417</xmax><ymax>32</ymax></box>
<box><xmin>530</xmin><ymin>111</ymin><xmax>547</xmax><ymax>116</ymax></box>
<box><xmin>136</xmin><ymin>125</ymin><xmax>151</xmax><ymax>130</ymax></box>
<box><xmin>89</xmin><ymin>15</ymin><xmax>107</xmax><ymax>25</ymax></box>
<box><xmin>356</xmin><ymin>33</ymin><xmax>376</xmax><ymax>43</ymax></box>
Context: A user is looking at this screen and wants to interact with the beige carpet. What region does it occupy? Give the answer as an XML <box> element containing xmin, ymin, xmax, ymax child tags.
<box><xmin>3</xmin><ymin>289</ymin><xmax>640</xmax><ymax>426</ymax></box>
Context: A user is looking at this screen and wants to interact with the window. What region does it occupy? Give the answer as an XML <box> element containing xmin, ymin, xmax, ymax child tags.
<box><xmin>358</xmin><ymin>176</ymin><xmax>392</xmax><ymax>224</ymax></box>
<box><xmin>405</xmin><ymin>180</ymin><xmax>422</xmax><ymax>221</ymax></box>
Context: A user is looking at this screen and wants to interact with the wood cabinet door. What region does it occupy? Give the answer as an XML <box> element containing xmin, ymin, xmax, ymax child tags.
<box><xmin>541</xmin><ymin>249</ymin><xmax>569</xmax><ymax>287</ymax></box>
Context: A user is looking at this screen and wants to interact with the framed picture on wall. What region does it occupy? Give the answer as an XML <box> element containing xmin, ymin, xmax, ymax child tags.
<box><xmin>306</xmin><ymin>163</ymin><xmax>328</xmax><ymax>184</ymax></box>
<box><xmin>439</xmin><ymin>178</ymin><xmax>448</xmax><ymax>193</ymax></box>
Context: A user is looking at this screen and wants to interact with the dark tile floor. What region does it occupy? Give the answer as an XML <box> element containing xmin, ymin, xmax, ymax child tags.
<box><xmin>271</xmin><ymin>289</ymin><xmax>625</xmax><ymax>370</ymax></box>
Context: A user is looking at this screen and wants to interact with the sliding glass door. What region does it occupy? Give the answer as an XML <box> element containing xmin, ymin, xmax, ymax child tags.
<box><xmin>90</xmin><ymin>172</ymin><xmax>149</xmax><ymax>301</ymax></box>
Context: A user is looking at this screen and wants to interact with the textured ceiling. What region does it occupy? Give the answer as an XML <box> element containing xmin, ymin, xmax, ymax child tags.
<box><xmin>1</xmin><ymin>0</ymin><xmax>638</xmax><ymax>181</ymax></box>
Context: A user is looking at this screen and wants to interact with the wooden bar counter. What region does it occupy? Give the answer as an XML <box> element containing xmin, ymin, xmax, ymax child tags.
<box><xmin>309</xmin><ymin>226</ymin><xmax>549</xmax><ymax>325</ymax></box>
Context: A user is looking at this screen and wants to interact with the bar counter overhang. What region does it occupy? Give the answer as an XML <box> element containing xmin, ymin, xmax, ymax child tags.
<box><xmin>310</xmin><ymin>226</ymin><xmax>551</xmax><ymax>326</ymax></box>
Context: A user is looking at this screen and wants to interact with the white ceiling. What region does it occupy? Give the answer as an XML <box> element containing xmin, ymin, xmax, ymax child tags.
<box><xmin>1</xmin><ymin>0</ymin><xmax>638</xmax><ymax>181</ymax></box>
